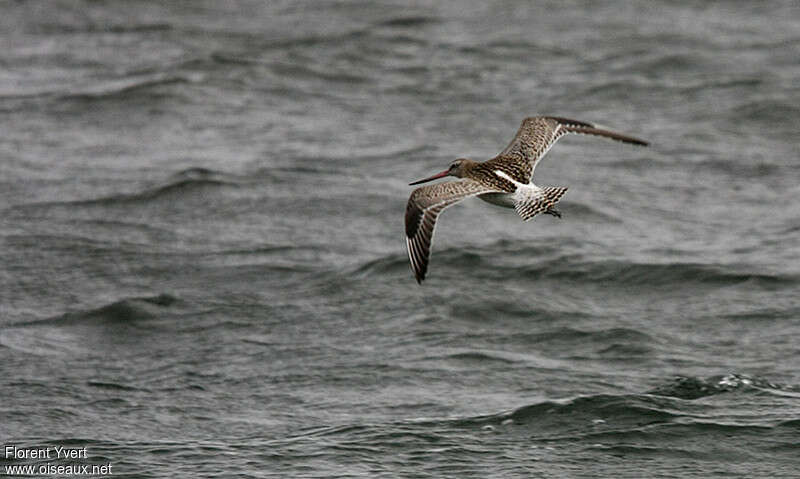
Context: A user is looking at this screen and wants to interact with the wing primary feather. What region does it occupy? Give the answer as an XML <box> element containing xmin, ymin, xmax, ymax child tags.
<box><xmin>561</xmin><ymin>125</ymin><xmax>648</xmax><ymax>146</ymax></box>
<box><xmin>404</xmin><ymin>179</ymin><xmax>500</xmax><ymax>283</ymax></box>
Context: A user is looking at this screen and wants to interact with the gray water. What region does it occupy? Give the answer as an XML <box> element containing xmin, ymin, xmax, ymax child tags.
<box><xmin>2</xmin><ymin>1</ymin><xmax>800</xmax><ymax>477</ymax></box>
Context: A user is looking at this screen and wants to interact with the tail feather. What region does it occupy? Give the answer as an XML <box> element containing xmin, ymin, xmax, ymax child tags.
<box><xmin>515</xmin><ymin>186</ymin><xmax>568</xmax><ymax>221</ymax></box>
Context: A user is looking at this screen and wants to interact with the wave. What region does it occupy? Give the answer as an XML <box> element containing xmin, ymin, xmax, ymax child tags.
<box><xmin>86</xmin><ymin>381</ymin><xmax>143</xmax><ymax>392</ymax></box>
<box><xmin>0</xmin><ymin>293</ymin><xmax>265</xmax><ymax>356</ymax></box>
<box><xmin>350</xmin><ymin>243</ymin><xmax>798</xmax><ymax>290</ymax></box>
<box><xmin>350</xmin><ymin>239</ymin><xmax>573</xmax><ymax>280</ymax></box>
<box><xmin>489</xmin><ymin>394</ymin><xmax>683</xmax><ymax>434</ymax></box>
<box><xmin>494</xmin><ymin>256</ymin><xmax>793</xmax><ymax>290</ymax></box>
<box><xmin>212</xmin><ymin>50</ymin><xmax>373</xmax><ymax>86</ymax></box>
<box><xmin>35</xmin><ymin>21</ymin><xmax>173</xmax><ymax>35</ymax></box>
<box><xmin>103</xmin><ymin>179</ymin><xmax>234</xmax><ymax>205</ymax></box>
<box><xmin>6</xmin><ymin>167</ymin><xmax>245</xmax><ymax>217</ymax></box>
<box><xmin>517</xmin><ymin>259</ymin><xmax>795</xmax><ymax>288</ymax></box>
<box><xmin>513</xmin><ymin>327</ymin><xmax>660</xmax><ymax>360</ymax></box>
<box><xmin>267</xmin><ymin>62</ymin><xmax>369</xmax><ymax>85</ymax></box>
<box><xmin>281</xmin><ymin>374</ymin><xmax>797</xmax><ymax>465</ymax></box>
<box><xmin>0</xmin><ymin>294</ymin><xmax>186</xmax><ymax>356</ymax></box>
<box><xmin>251</xmin><ymin>29</ymin><xmax>370</xmax><ymax>51</ymax></box>
<box><xmin>318</xmin><ymin>376</ymin><xmax>796</xmax><ymax>437</ymax></box>
<box><xmin>0</xmin><ymin>72</ymin><xmax>200</xmax><ymax>102</ymax></box>
<box><xmin>11</xmin><ymin>294</ymin><xmax>181</xmax><ymax>328</ymax></box>
<box><xmin>217</xmin><ymin>15</ymin><xmax>437</xmax><ymax>53</ymax></box>
<box><xmin>122</xmin><ymin>167</ymin><xmax>250</xmax><ymax>202</ymax></box>
<box><xmin>376</xmin><ymin>16</ymin><xmax>440</xmax><ymax>28</ymax></box>
<box><xmin>351</xmin><ymin>254</ymin><xmax>410</xmax><ymax>278</ymax></box>
<box><xmin>421</xmin><ymin>350</ymin><xmax>519</xmax><ymax>365</ymax></box>
<box><xmin>60</xmin><ymin>72</ymin><xmax>204</xmax><ymax>102</ymax></box>
<box><xmin>648</xmin><ymin>374</ymin><xmax>800</xmax><ymax>400</ymax></box>
<box><xmin>521</xmin><ymin>326</ymin><xmax>655</xmax><ymax>345</ymax></box>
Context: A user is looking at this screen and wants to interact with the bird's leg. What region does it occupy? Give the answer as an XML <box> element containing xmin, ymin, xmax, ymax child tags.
<box><xmin>544</xmin><ymin>207</ymin><xmax>562</xmax><ymax>218</ymax></box>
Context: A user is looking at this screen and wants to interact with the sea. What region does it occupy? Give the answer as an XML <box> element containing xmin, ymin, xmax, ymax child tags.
<box><xmin>1</xmin><ymin>1</ymin><xmax>799</xmax><ymax>477</ymax></box>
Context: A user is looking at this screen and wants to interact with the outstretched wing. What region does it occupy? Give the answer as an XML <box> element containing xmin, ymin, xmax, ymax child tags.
<box><xmin>499</xmin><ymin>116</ymin><xmax>648</xmax><ymax>169</ymax></box>
<box><xmin>405</xmin><ymin>179</ymin><xmax>501</xmax><ymax>283</ymax></box>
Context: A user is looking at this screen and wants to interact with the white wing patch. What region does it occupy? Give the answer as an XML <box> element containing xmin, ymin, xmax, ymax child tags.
<box><xmin>495</xmin><ymin>169</ymin><xmax>567</xmax><ymax>221</ymax></box>
<box><xmin>494</xmin><ymin>169</ymin><xmax>525</xmax><ymax>186</ymax></box>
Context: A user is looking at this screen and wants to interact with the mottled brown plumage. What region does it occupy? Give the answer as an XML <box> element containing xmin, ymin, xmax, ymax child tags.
<box><xmin>452</xmin><ymin>156</ymin><xmax>529</xmax><ymax>191</ymax></box>
<box><xmin>405</xmin><ymin>116</ymin><xmax>648</xmax><ymax>283</ymax></box>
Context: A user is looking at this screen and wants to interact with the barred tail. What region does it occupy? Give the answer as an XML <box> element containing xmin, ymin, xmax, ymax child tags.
<box><xmin>515</xmin><ymin>186</ymin><xmax>568</xmax><ymax>221</ymax></box>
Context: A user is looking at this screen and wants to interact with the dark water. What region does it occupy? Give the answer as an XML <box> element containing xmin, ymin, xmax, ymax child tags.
<box><xmin>2</xmin><ymin>1</ymin><xmax>800</xmax><ymax>477</ymax></box>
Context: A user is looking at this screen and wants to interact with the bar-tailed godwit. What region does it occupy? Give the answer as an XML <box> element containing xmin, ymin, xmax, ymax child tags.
<box><xmin>405</xmin><ymin>116</ymin><xmax>648</xmax><ymax>283</ymax></box>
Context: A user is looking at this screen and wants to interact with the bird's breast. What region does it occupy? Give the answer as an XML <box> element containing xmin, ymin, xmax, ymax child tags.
<box><xmin>477</xmin><ymin>192</ymin><xmax>516</xmax><ymax>208</ymax></box>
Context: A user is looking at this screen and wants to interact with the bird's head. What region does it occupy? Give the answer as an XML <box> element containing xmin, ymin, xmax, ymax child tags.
<box><xmin>409</xmin><ymin>158</ymin><xmax>473</xmax><ymax>185</ymax></box>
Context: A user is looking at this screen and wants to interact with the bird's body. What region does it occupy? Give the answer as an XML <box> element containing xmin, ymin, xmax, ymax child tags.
<box><xmin>478</xmin><ymin>190</ymin><xmax>516</xmax><ymax>208</ymax></box>
<box><xmin>405</xmin><ymin>116</ymin><xmax>648</xmax><ymax>283</ymax></box>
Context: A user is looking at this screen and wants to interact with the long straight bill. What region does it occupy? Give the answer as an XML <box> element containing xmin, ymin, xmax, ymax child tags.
<box><xmin>409</xmin><ymin>170</ymin><xmax>449</xmax><ymax>185</ymax></box>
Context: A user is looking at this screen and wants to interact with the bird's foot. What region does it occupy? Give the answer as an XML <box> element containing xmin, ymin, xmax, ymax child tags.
<box><xmin>544</xmin><ymin>207</ymin><xmax>562</xmax><ymax>218</ymax></box>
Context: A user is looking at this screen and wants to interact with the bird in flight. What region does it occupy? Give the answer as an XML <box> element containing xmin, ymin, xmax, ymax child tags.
<box><xmin>405</xmin><ymin>116</ymin><xmax>648</xmax><ymax>283</ymax></box>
